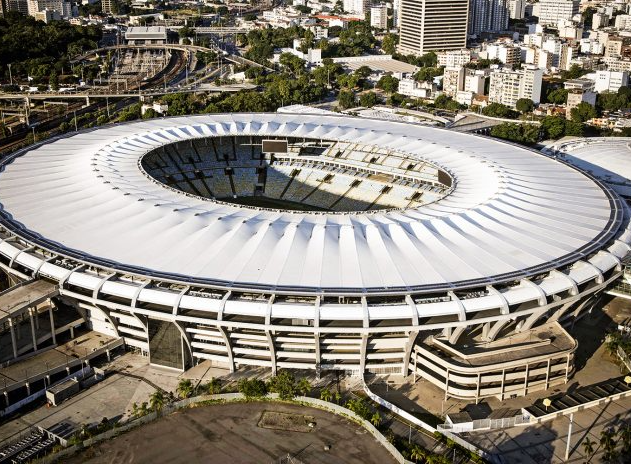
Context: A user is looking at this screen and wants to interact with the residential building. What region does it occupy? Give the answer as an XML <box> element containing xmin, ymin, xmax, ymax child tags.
<box><xmin>443</xmin><ymin>67</ymin><xmax>465</xmax><ymax>97</ymax></box>
<box><xmin>566</xmin><ymin>90</ymin><xmax>597</xmax><ymax>119</ymax></box>
<box><xmin>437</xmin><ymin>49</ymin><xmax>472</xmax><ymax>67</ymax></box>
<box><xmin>102</xmin><ymin>0</ymin><xmax>115</xmax><ymax>13</ymax></box>
<box><xmin>397</xmin><ymin>77</ymin><xmax>435</xmax><ymax>98</ymax></box>
<box><xmin>488</xmin><ymin>65</ymin><xmax>543</xmax><ymax>107</ymax></box>
<box><xmin>593</xmin><ymin>70</ymin><xmax>629</xmax><ymax>92</ymax></box>
<box><xmin>464</xmin><ymin>69</ymin><xmax>487</xmax><ymax>94</ymax></box>
<box><xmin>508</xmin><ymin>0</ymin><xmax>525</xmax><ymax>19</ymax></box>
<box><xmin>469</xmin><ymin>0</ymin><xmax>510</xmax><ymax>36</ymax></box>
<box><xmin>343</xmin><ymin>0</ymin><xmax>371</xmax><ymax>15</ymax></box>
<box><xmin>537</xmin><ymin>0</ymin><xmax>579</xmax><ymax>26</ymax></box>
<box><xmin>592</xmin><ymin>12</ymin><xmax>609</xmax><ymax>29</ymax></box>
<box><xmin>370</xmin><ymin>4</ymin><xmax>388</xmax><ymax>29</ymax></box>
<box><xmin>605</xmin><ymin>36</ymin><xmax>624</xmax><ymax>57</ymax></box>
<box><xmin>564</xmin><ymin>78</ymin><xmax>595</xmax><ymax>92</ymax></box>
<box><xmin>398</xmin><ymin>0</ymin><xmax>469</xmax><ymax>56</ymax></box>
<box><xmin>614</xmin><ymin>14</ymin><xmax>631</xmax><ymax>31</ymax></box>
<box><xmin>27</xmin><ymin>0</ymin><xmax>71</xmax><ymax>18</ymax></box>
<box><xmin>485</xmin><ymin>42</ymin><xmax>521</xmax><ymax>66</ymax></box>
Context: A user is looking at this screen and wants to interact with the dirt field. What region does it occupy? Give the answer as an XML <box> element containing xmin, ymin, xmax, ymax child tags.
<box><xmin>65</xmin><ymin>402</ymin><xmax>397</xmax><ymax>464</ymax></box>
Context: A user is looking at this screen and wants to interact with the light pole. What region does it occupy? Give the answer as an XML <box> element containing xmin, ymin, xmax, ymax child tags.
<box><xmin>564</xmin><ymin>413</ymin><xmax>574</xmax><ymax>461</ymax></box>
<box><xmin>73</xmin><ymin>110</ymin><xmax>78</xmax><ymax>132</ymax></box>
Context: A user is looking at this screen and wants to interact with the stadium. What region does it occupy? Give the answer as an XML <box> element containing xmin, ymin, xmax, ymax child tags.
<box><xmin>0</xmin><ymin>113</ymin><xmax>629</xmax><ymax>402</ymax></box>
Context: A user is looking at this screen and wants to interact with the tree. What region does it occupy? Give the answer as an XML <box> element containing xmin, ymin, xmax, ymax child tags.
<box><xmin>546</xmin><ymin>88</ymin><xmax>569</xmax><ymax>105</ymax></box>
<box><xmin>142</xmin><ymin>108</ymin><xmax>157</xmax><ymax>120</ymax></box>
<box><xmin>381</xmin><ymin>33</ymin><xmax>397</xmax><ymax>55</ymax></box>
<box><xmin>238</xmin><ymin>378</ymin><xmax>267</xmax><ymax>398</ymax></box>
<box><xmin>570</xmin><ymin>102</ymin><xmax>597</xmax><ymax>123</ymax></box>
<box><xmin>204</xmin><ymin>378</ymin><xmax>222</xmax><ymax>395</ymax></box>
<box><xmin>620</xmin><ymin>423</ymin><xmax>631</xmax><ymax>453</ymax></box>
<box><xmin>338</xmin><ymin>89</ymin><xmax>356</xmax><ymax>109</ymax></box>
<box><xmin>482</xmin><ymin>103</ymin><xmax>519</xmax><ymax>119</ymax></box>
<box><xmin>409</xmin><ymin>444</ymin><xmax>427</xmax><ymax>462</ymax></box>
<box><xmin>177</xmin><ymin>379</ymin><xmax>194</xmax><ymax>399</ymax></box>
<box><xmin>561</xmin><ymin>64</ymin><xmax>587</xmax><ymax>80</ymax></box>
<box><xmin>149</xmin><ymin>390</ymin><xmax>165</xmax><ymax>413</ymax></box>
<box><xmin>345</xmin><ymin>398</ymin><xmax>372</xmax><ymax>420</ymax></box>
<box><xmin>297</xmin><ymin>378</ymin><xmax>311</xmax><ymax>397</ymax></box>
<box><xmin>49</xmin><ymin>71</ymin><xmax>59</xmax><ymax>91</ymax></box>
<box><xmin>370</xmin><ymin>411</ymin><xmax>382</xmax><ymax>427</ymax></box>
<box><xmin>334</xmin><ymin>391</ymin><xmax>341</xmax><ymax>404</ymax></box>
<box><xmin>414</xmin><ymin>67</ymin><xmax>443</xmax><ymax>83</ymax></box>
<box><xmin>541</xmin><ymin>116</ymin><xmax>567</xmax><ymax>139</ymax></box>
<box><xmin>359</xmin><ymin>91</ymin><xmax>379</xmax><ymax>107</ymax></box>
<box><xmin>320</xmin><ymin>387</ymin><xmax>332</xmax><ymax>402</ymax></box>
<box><xmin>267</xmin><ymin>370</ymin><xmax>297</xmax><ymax>400</ymax></box>
<box><xmin>377</xmin><ymin>75</ymin><xmax>399</xmax><ymax>94</ymax></box>
<box><xmin>515</xmin><ymin>98</ymin><xmax>534</xmax><ymax>114</ymax></box>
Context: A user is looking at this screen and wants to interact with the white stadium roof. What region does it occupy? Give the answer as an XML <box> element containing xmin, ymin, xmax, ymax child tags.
<box><xmin>0</xmin><ymin>114</ymin><xmax>628</xmax><ymax>293</ymax></box>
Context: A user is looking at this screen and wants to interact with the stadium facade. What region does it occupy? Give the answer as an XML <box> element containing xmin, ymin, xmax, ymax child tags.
<box><xmin>0</xmin><ymin>114</ymin><xmax>629</xmax><ymax>401</ymax></box>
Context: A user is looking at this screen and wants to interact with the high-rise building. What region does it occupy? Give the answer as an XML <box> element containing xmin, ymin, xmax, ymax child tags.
<box><xmin>2</xmin><ymin>0</ymin><xmax>28</xmax><ymax>14</ymax></box>
<box><xmin>370</xmin><ymin>4</ymin><xmax>388</xmax><ymax>29</ymax></box>
<box><xmin>537</xmin><ymin>0</ymin><xmax>579</xmax><ymax>26</ymax></box>
<box><xmin>27</xmin><ymin>0</ymin><xmax>71</xmax><ymax>17</ymax></box>
<box><xmin>343</xmin><ymin>0</ymin><xmax>372</xmax><ymax>16</ymax></box>
<box><xmin>102</xmin><ymin>0</ymin><xmax>116</xmax><ymax>14</ymax></box>
<box><xmin>469</xmin><ymin>0</ymin><xmax>510</xmax><ymax>36</ymax></box>
<box><xmin>488</xmin><ymin>65</ymin><xmax>543</xmax><ymax>107</ymax></box>
<box><xmin>399</xmin><ymin>0</ymin><xmax>469</xmax><ymax>56</ymax></box>
<box><xmin>508</xmin><ymin>0</ymin><xmax>525</xmax><ymax>19</ymax></box>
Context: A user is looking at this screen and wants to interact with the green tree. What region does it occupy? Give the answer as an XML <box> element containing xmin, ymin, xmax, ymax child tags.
<box><xmin>320</xmin><ymin>387</ymin><xmax>332</xmax><ymax>402</ymax></box>
<box><xmin>334</xmin><ymin>391</ymin><xmax>341</xmax><ymax>404</ymax></box>
<box><xmin>267</xmin><ymin>370</ymin><xmax>296</xmax><ymax>400</ymax></box>
<box><xmin>561</xmin><ymin>64</ymin><xmax>587</xmax><ymax>80</ymax></box>
<box><xmin>204</xmin><ymin>378</ymin><xmax>222</xmax><ymax>395</ymax></box>
<box><xmin>49</xmin><ymin>71</ymin><xmax>59</xmax><ymax>91</ymax></box>
<box><xmin>149</xmin><ymin>390</ymin><xmax>165</xmax><ymax>413</ymax></box>
<box><xmin>409</xmin><ymin>444</ymin><xmax>427</xmax><ymax>462</ymax></box>
<box><xmin>370</xmin><ymin>411</ymin><xmax>382</xmax><ymax>427</ymax></box>
<box><xmin>338</xmin><ymin>89</ymin><xmax>356</xmax><ymax>109</ymax></box>
<box><xmin>377</xmin><ymin>74</ymin><xmax>399</xmax><ymax>93</ymax></box>
<box><xmin>297</xmin><ymin>378</ymin><xmax>311</xmax><ymax>397</ymax></box>
<box><xmin>515</xmin><ymin>98</ymin><xmax>534</xmax><ymax>114</ymax></box>
<box><xmin>381</xmin><ymin>33</ymin><xmax>398</xmax><ymax>54</ymax></box>
<box><xmin>482</xmin><ymin>103</ymin><xmax>519</xmax><ymax>119</ymax></box>
<box><xmin>541</xmin><ymin>116</ymin><xmax>567</xmax><ymax>139</ymax></box>
<box><xmin>570</xmin><ymin>102</ymin><xmax>597</xmax><ymax>123</ymax></box>
<box><xmin>238</xmin><ymin>378</ymin><xmax>267</xmax><ymax>398</ymax></box>
<box><xmin>176</xmin><ymin>379</ymin><xmax>194</xmax><ymax>399</ymax></box>
<box><xmin>359</xmin><ymin>91</ymin><xmax>379</xmax><ymax>107</ymax></box>
<box><xmin>414</xmin><ymin>67</ymin><xmax>443</xmax><ymax>83</ymax></box>
<box><xmin>546</xmin><ymin>88</ymin><xmax>569</xmax><ymax>105</ymax></box>
<box><xmin>142</xmin><ymin>108</ymin><xmax>157</xmax><ymax>119</ymax></box>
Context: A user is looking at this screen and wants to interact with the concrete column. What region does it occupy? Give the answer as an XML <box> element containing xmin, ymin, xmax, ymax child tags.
<box><xmin>3</xmin><ymin>391</ymin><xmax>9</xmax><ymax>407</ymax></box>
<box><xmin>500</xmin><ymin>368</ymin><xmax>506</xmax><ymax>401</ymax></box>
<box><xmin>444</xmin><ymin>369</ymin><xmax>450</xmax><ymax>401</ymax></box>
<box><xmin>523</xmin><ymin>363</ymin><xmax>529</xmax><ymax>396</ymax></box>
<box><xmin>545</xmin><ymin>358</ymin><xmax>551</xmax><ymax>390</ymax></box>
<box><xmin>476</xmin><ymin>373</ymin><xmax>481</xmax><ymax>404</ymax></box>
<box><xmin>29</xmin><ymin>309</ymin><xmax>37</xmax><ymax>351</ymax></box>
<box><xmin>49</xmin><ymin>307</ymin><xmax>56</xmax><ymax>345</ymax></box>
<box><xmin>9</xmin><ymin>318</ymin><xmax>18</xmax><ymax>359</ymax></box>
<box><xmin>35</xmin><ymin>309</ymin><xmax>40</xmax><ymax>330</ymax></box>
<box><xmin>482</xmin><ymin>322</ymin><xmax>490</xmax><ymax>339</ymax></box>
<box><xmin>70</xmin><ymin>326</ymin><xmax>74</xmax><ymax>338</ymax></box>
<box><xmin>413</xmin><ymin>350</ymin><xmax>417</xmax><ymax>382</ymax></box>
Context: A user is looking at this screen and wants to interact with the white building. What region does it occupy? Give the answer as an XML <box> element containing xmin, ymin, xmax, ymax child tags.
<box><xmin>615</xmin><ymin>14</ymin><xmax>631</xmax><ymax>31</ymax></box>
<box><xmin>592</xmin><ymin>70</ymin><xmax>630</xmax><ymax>93</ymax></box>
<box><xmin>508</xmin><ymin>0</ymin><xmax>525</xmax><ymax>19</ymax></box>
<box><xmin>488</xmin><ymin>65</ymin><xmax>543</xmax><ymax>107</ymax></box>
<box><xmin>537</xmin><ymin>0</ymin><xmax>579</xmax><ymax>26</ymax></box>
<box><xmin>370</xmin><ymin>4</ymin><xmax>388</xmax><ymax>29</ymax></box>
<box><xmin>442</xmin><ymin>67</ymin><xmax>465</xmax><ymax>97</ymax></box>
<box><xmin>124</xmin><ymin>26</ymin><xmax>167</xmax><ymax>45</ymax></box>
<box><xmin>27</xmin><ymin>0</ymin><xmax>71</xmax><ymax>18</ymax></box>
<box><xmin>469</xmin><ymin>0</ymin><xmax>510</xmax><ymax>36</ymax></box>
<box><xmin>398</xmin><ymin>0</ymin><xmax>469</xmax><ymax>56</ymax></box>
<box><xmin>397</xmin><ymin>78</ymin><xmax>435</xmax><ymax>98</ymax></box>
<box><xmin>343</xmin><ymin>0</ymin><xmax>371</xmax><ymax>15</ymax></box>
<box><xmin>485</xmin><ymin>42</ymin><xmax>521</xmax><ymax>66</ymax></box>
<box><xmin>437</xmin><ymin>49</ymin><xmax>472</xmax><ymax>67</ymax></box>
<box><xmin>592</xmin><ymin>12</ymin><xmax>609</xmax><ymax>30</ymax></box>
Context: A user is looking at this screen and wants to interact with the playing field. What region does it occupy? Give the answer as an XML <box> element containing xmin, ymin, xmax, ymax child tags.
<box><xmin>66</xmin><ymin>402</ymin><xmax>397</xmax><ymax>464</ymax></box>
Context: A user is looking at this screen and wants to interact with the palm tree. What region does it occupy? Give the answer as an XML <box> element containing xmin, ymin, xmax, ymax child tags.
<box><xmin>582</xmin><ymin>436</ymin><xmax>594</xmax><ymax>460</ymax></box>
<box><xmin>320</xmin><ymin>387</ymin><xmax>332</xmax><ymax>402</ymax></box>
<box><xmin>409</xmin><ymin>444</ymin><xmax>426</xmax><ymax>463</ymax></box>
<box><xmin>334</xmin><ymin>390</ymin><xmax>341</xmax><ymax>405</ymax></box>
<box><xmin>131</xmin><ymin>402</ymin><xmax>139</xmax><ymax>418</ymax></box>
<box><xmin>370</xmin><ymin>411</ymin><xmax>382</xmax><ymax>428</ymax></box>
<box><xmin>600</xmin><ymin>428</ymin><xmax>617</xmax><ymax>463</ymax></box>
<box><xmin>205</xmin><ymin>378</ymin><xmax>222</xmax><ymax>395</ymax></box>
<box><xmin>150</xmin><ymin>390</ymin><xmax>165</xmax><ymax>413</ymax></box>
<box><xmin>177</xmin><ymin>379</ymin><xmax>194</xmax><ymax>399</ymax></box>
<box><xmin>297</xmin><ymin>378</ymin><xmax>311</xmax><ymax>397</ymax></box>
